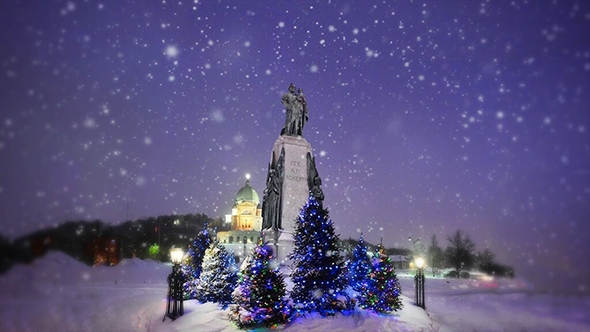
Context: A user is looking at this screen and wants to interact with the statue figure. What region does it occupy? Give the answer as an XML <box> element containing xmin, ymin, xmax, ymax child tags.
<box><xmin>298</xmin><ymin>88</ymin><xmax>309</xmax><ymax>132</ymax></box>
<box><xmin>280</xmin><ymin>83</ymin><xmax>308</xmax><ymax>137</ymax></box>
<box><xmin>306</xmin><ymin>152</ymin><xmax>324</xmax><ymax>207</ymax></box>
<box><xmin>310</xmin><ymin>177</ymin><xmax>324</xmax><ymax>204</ymax></box>
<box><xmin>262</xmin><ymin>148</ymin><xmax>285</xmax><ymax>230</ymax></box>
<box><xmin>262</xmin><ymin>168</ymin><xmax>279</xmax><ymax>230</ymax></box>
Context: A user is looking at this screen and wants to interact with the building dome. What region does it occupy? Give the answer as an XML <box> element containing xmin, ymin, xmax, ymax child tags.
<box><xmin>235</xmin><ymin>179</ymin><xmax>260</xmax><ymax>205</ymax></box>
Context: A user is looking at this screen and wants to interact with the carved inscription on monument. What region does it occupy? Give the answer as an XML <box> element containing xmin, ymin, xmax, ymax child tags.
<box><xmin>286</xmin><ymin>160</ymin><xmax>306</xmax><ymax>181</ymax></box>
<box><xmin>270</xmin><ymin>135</ymin><xmax>312</xmax><ymax>237</ymax></box>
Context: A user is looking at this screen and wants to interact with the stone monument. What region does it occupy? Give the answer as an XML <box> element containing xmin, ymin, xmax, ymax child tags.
<box><xmin>262</xmin><ymin>83</ymin><xmax>324</xmax><ymax>263</ymax></box>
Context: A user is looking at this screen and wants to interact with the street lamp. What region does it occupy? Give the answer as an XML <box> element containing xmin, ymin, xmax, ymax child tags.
<box><xmin>170</xmin><ymin>247</ymin><xmax>184</xmax><ymax>264</ymax></box>
<box><xmin>408</xmin><ymin>237</ymin><xmax>424</xmax><ymax>251</ymax></box>
<box><xmin>243</xmin><ymin>236</ymin><xmax>248</xmax><ymax>262</ymax></box>
<box><xmin>414</xmin><ymin>256</ymin><xmax>426</xmax><ymax>309</ymax></box>
<box><xmin>408</xmin><ymin>237</ymin><xmax>425</xmax><ymax>259</ymax></box>
<box><xmin>415</xmin><ymin>257</ymin><xmax>425</xmax><ymax>269</ymax></box>
<box><xmin>164</xmin><ymin>247</ymin><xmax>185</xmax><ymax>321</ymax></box>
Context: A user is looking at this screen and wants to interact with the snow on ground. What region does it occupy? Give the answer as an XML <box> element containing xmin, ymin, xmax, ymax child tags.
<box><xmin>395</xmin><ymin>273</ymin><xmax>590</xmax><ymax>332</ymax></box>
<box><xmin>0</xmin><ymin>252</ymin><xmax>589</xmax><ymax>332</ymax></box>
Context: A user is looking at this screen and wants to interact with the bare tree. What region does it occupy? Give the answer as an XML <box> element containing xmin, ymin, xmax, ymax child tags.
<box><xmin>445</xmin><ymin>230</ymin><xmax>475</xmax><ymax>277</ymax></box>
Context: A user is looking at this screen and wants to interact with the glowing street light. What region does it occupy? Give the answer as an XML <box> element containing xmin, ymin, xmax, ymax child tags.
<box><xmin>170</xmin><ymin>247</ymin><xmax>184</xmax><ymax>265</ymax></box>
<box><xmin>414</xmin><ymin>257</ymin><xmax>425</xmax><ymax>269</ymax></box>
<box><xmin>414</xmin><ymin>256</ymin><xmax>426</xmax><ymax>309</ymax></box>
<box><xmin>164</xmin><ymin>247</ymin><xmax>185</xmax><ymax>321</ymax></box>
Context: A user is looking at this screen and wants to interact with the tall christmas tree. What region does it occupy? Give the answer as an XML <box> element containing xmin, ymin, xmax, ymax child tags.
<box><xmin>359</xmin><ymin>241</ymin><xmax>403</xmax><ymax>313</ymax></box>
<box><xmin>348</xmin><ymin>233</ymin><xmax>372</xmax><ymax>292</ymax></box>
<box><xmin>290</xmin><ymin>196</ymin><xmax>350</xmax><ymax>316</ymax></box>
<box><xmin>195</xmin><ymin>242</ymin><xmax>238</xmax><ymax>307</ymax></box>
<box><xmin>230</xmin><ymin>239</ymin><xmax>291</xmax><ymax>328</ymax></box>
<box><xmin>182</xmin><ymin>224</ymin><xmax>213</xmax><ymax>299</ymax></box>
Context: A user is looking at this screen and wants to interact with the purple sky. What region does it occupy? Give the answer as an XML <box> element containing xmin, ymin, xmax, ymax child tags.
<box><xmin>0</xmin><ymin>1</ymin><xmax>589</xmax><ymax>292</ymax></box>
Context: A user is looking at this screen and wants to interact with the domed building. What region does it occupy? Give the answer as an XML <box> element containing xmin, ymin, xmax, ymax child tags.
<box><xmin>217</xmin><ymin>175</ymin><xmax>263</xmax><ymax>261</ymax></box>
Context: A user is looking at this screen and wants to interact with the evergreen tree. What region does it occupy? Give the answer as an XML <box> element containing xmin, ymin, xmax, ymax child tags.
<box><xmin>427</xmin><ymin>234</ymin><xmax>443</xmax><ymax>276</ymax></box>
<box><xmin>476</xmin><ymin>248</ymin><xmax>496</xmax><ymax>274</ymax></box>
<box><xmin>181</xmin><ymin>224</ymin><xmax>213</xmax><ymax>299</ymax></box>
<box><xmin>230</xmin><ymin>239</ymin><xmax>291</xmax><ymax>328</ymax></box>
<box><xmin>348</xmin><ymin>233</ymin><xmax>372</xmax><ymax>292</ymax></box>
<box><xmin>289</xmin><ymin>196</ymin><xmax>350</xmax><ymax>316</ymax></box>
<box><xmin>359</xmin><ymin>242</ymin><xmax>403</xmax><ymax>313</ymax></box>
<box><xmin>195</xmin><ymin>242</ymin><xmax>238</xmax><ymax>307</ymax></box>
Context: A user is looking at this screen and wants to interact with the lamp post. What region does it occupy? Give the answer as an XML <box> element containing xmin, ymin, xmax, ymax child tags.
<box><xmin>414</xmin><ymin>256</ymin><xmax>425</xmax><ymax>309</ymax></box>
<box><xmin>164</xmin><ymin>247</ymin><xmax>185</xmax><ymax>321</ymax></box>
<box><xmin>408</xmin><ymin>237</ymin><xmax>424</xmax><ymax>255</ymax></box>
<box><xmin>243</xmin><ymin>236</ymin><xmax>248</xmax><ymax>262</ymax></box>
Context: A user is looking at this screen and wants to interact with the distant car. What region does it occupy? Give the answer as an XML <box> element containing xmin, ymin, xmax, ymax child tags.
<box><xmin>442</xmin><ymin>270</ymin><xmax>480</xmax><ymax>279</ymax></box>
<box><xmin>468</xmin><ymin>271</ymin><xmax>491</xmax><ymax>280</ymax></box>
<box><xmin>443</xmin><ymin>270</ymin><xmax>458</xmax><ymax>278</ymax></box>
<box><xmin>470</xmin><ymin>272</ymin><xmax>499</xmax><ymax>288</ymax></box>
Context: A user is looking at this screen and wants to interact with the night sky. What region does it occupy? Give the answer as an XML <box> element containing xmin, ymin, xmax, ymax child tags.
<box><xmin>0</xmin><ymin>1</ymin><xmax>589</xmax><ymax>292</ymax></box>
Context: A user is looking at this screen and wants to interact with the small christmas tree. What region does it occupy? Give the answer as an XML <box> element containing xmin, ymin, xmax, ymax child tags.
<box><xmin>290</xmin><ymin>196</ymin><xmax>350</xmax><ymax>316</ymax></box>
<box><xmin>348</xmin><ymin>233</ymin><xmax>372</xmax><ymax>292</ymax></box>
<box><xmin>182</xmin><ymin>224</ymin><xmax>213</xmax><ymax>299</ymax></box>
<box><xmin>359</xmin><ymin>241</ymin><xmax>403</xmax><ymax>313</ymax></box>
<box><xmin>195</xmin><ymin>242</ymin><xmax>238</xmax><ymax>307</ymax></box>
<box><xmin>230</xmin><ymin>238</ymin><xmax>291</xmax><ymax>328</ymax></box>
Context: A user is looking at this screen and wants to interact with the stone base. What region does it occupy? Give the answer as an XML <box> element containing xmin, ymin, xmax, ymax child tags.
<box><xmin>271</xmin><ymin>135</ymin><xmax>312</xmax><ymax>236</ymax></box>
<box><xmin>263</xmin><ymin>229</ymin><xmax>294</xmax><ymax>265</ymax></box>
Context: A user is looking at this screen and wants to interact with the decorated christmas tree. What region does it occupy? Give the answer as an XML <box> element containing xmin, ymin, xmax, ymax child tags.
<box><xmin>230</xmin><ymin>238</ymin><xmax>291</xmax><ymax>328</ymax></box>
<box><xmin>359</xmin><ymin>241</ymin><xmax>403</xmax><ymax>313</ymax></box>
<box><xmin>348</xmin><ymin>233</ymin><xmax>372</xmax><ymax>292</ymax></box>
<box><xmin>195</xmin><ymin>242</ymin><xmax>238</xmax><ymax>307</ymax></box>
<box><xmin>289</xmin><ymin>196</ymin><xmax>350</xmax><ymax>316</ymax></box>
<box><xmin>182</xmin><ymin>224</ymin><xmax>213</xmax><ymax>299</ymax></box>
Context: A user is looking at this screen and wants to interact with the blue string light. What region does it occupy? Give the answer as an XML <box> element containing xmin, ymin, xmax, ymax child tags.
<box><xmin>289</xmin><ymin>196</ymin><xmax>352</xmax><ymax>316</ymax></box>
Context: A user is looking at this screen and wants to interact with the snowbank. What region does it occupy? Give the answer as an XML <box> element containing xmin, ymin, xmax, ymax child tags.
<box><xmin>0</xmin><ymin>252</ymin><xmax>589</xmax><ymax>332</ymax></box>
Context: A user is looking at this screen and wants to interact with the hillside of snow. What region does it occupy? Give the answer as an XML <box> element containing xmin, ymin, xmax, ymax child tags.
<box><xmin>0</xmin><ymin>252</ymin><xmax>588</xmax><ymax>332</ymax></box>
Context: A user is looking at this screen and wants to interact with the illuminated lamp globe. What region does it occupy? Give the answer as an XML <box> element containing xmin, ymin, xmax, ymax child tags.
<box><xmin>415</xmin><ymin>257</ymin><xmax>425</xmax><ymax>269</ymax></box>
<box><xmin>170</xmin><ymin>247</ymin><xmax>184</xmax><ymax>265</ymax></box>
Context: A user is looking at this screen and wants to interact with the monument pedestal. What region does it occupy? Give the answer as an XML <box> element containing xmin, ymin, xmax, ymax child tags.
<box><xmin>261</xmin><ymin>84</ymin><xmax>322</xmax><ymax>264</ymax></box>
<box><xmin>270</xmin><ymin>135</ymin><xmax>312</xmax><ymax>263</ymax></box>
<box><xmin>272</xmin><ymin>135</ymin><xmax>312</xmax><ymax>235</ymax></box>
<box><xmin>264</xmin><ymin>228</ymin><xmax>294</xmax><ymax>265</ymax></box>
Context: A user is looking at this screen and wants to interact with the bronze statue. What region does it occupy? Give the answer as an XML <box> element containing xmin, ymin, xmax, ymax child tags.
<box><xmin>297</xmin><ymin>88</ymin><xmax>309</xmax><ymax>133</ymax></box>
<box><xmin>262</xmin><ymin>168</ymin><xmax>279</xmax><ymax>230</ymax></box>
<box><xmin>262</xmin><ymin>148</ymin><xmax>285</xmax><ymax>230</ymax></box>
<box><xmin>306</xmin><ymin>152</ymin><xmax>324</xmax><ymax>207</ymax></box>
<box><xmin>280</xmin><ymin>83</ymin><xmax>308</xmax><ymax>136</ymax></box>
